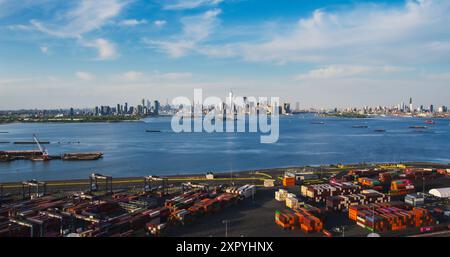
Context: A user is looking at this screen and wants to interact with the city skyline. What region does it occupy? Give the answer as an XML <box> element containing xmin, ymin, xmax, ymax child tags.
<box><xmin>1</xmin><ymin>0</ymin><xmax>450</xmax><ymax>109</ymax></box>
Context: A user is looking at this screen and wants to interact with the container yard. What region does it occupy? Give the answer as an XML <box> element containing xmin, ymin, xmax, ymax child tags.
<box><xmin>0</xmin><ymin>171</ymin><xmax>259</xmax><ymax>237</ymax></box>
<box><xmin>0</xmin><ymin>162</ymin><xmax>449</xmax><ymax>237</ymax></box>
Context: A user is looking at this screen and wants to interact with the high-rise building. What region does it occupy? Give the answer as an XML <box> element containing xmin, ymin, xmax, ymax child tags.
<box><xmin>409</xmin><ymin>97</ymin><xmax>413</xmax><ymax>113</ymax></box>
<box><xmin>154</xmin><ymin>100</ymin><xmax>160</xmax><ymax>116</ymax></box>
<box><xmin>430</xmin><ymin>105</ymin><xmax>434</xmax><ymax>113</ymax></box>
<box><xmin>284</xmin><ymin>103</ymin><xmax>291</xmax><ymax>114</ymax></box>
<box><xmin>124</xmin><ymin>102</ymin><xmax>128</xmax><ymax>114</ymax></box>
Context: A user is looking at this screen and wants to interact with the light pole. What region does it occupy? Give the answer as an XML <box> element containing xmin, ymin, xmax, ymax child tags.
<box><xmin>223</xmin><ymin>220</ymin><xmax>230</xmax><ymax>238</ymax></box>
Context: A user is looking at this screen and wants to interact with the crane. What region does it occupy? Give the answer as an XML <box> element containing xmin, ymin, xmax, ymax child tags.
<box><xmin>33</xmin><ymin>134</ymin><xmax>49</xmax><ymax>161</ymax></box>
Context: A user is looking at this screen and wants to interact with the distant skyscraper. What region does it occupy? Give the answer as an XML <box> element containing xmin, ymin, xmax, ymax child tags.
<box><xmin>124</xmin><ymin>102</ymin><xmax>128</xmax><ymax>114</ymax></box>
<box><xmin>295</xmin><ymin>102</ymin><xmax>300</xmax><ymax>111</ymax></box>
<box><xmin>409</xmin><ymin>97</ymin><xmax>413</xmax><ymax>112</ymax></box>
<box><xmin>284</xmin><ymin>103</ymin><xmax>291</xmax><ymax>114</ymax></box>
<box><xmin>430</xmin><ymin>105</ymin><xmax>434</xmax><ymax>113</ymax></box>
<box><xmin>154</xmin><ymin>100</ymin><xmax>160</xmax><ymax>116</ymax></box>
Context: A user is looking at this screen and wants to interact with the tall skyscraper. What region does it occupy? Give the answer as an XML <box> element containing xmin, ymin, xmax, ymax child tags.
<box><xmin>409</xmin><ymin>97</ymin><xmax>413</xmax><ymax>112</ymax></box>
<box><xmin>154</xmin><ymin>100</ymin><xmax>160</xmax><ymax>116</ymax></box>
<box><xmin>124</xmin><ymin>102</ymin><xmax>128</xmax><ymax>114</ymax></box>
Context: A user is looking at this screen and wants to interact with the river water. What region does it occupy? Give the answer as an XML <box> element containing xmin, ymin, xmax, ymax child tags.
<box><xmin>0</xmin><ymin>114</ymin><xmax>449</xmax><ymax>182</ymax></box>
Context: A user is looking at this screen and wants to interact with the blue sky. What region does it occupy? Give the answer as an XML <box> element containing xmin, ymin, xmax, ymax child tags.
<box><xmin>0</xmin><ymin>0</ymin><xmax>449</xmax><ymax>109</ymax></box>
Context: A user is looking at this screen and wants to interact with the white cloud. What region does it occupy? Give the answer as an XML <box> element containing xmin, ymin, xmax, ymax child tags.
<box><xmin>118</xmin><ymin>19</ymin><xmax>148</xmax><ymax>27</ymax></box>
<box><xmin>171</xmin><ymin>0</ymin><xmax>450</xmax><ymax>66</ymax></box>
<box><xmin>295</xmin><ymin>65</ymin><xmax>410</xmax><ymax>80</ymax></box>
<box><xmin>163</xmin><ymin>0</ymin><xmax>223</xmax><ymax>10</ymax></box>
<box><xmin>425</xmin><ymin>72</ymin><xmax>450</xmax><ymax>80</ymax></box>
<box><xmin>40</xmin><ymin>45</ymin><xmax>49</xmax><ymax>54</ymax></box>
<box><xmin>158</xmin><ymin>72</ymin><xmax>193</xmax><ymax>80</ymax></box>
<box><xmin>30</xmin><ymin>0</ymin><xmax>128</xmax><ymax>38</ymax></box>
<box><xmin>19</xmin><ymin>0</ymin><xmax>127</xmax><ymax>60</ymax></box>
<box><xmin>154</xmin><ymin>20</ymin><xmax>167</xmax><ymax>27</ymax></box>
<box><xmin>121</xmin><ymin>71</ymin><xmax>144</xmax><ymax>81</ymax></box>
<box><xmin>145</xmin><ymin>9</ymin><xmax>221</xmax><ymax>58</ymax></box>
<box><xmin>118</xmin><ymin>71</ymin><xmax>193</xmax><ymax>81</ymax></box>
<box><xmin>75</xmin><ymin>71</ymin><xmax>95</xmax><ymax>81</ymax></box>
<box><xmin>82</xmin><ymin>38</ymin><xmax>118</xmax><ymax>60</ymax></box>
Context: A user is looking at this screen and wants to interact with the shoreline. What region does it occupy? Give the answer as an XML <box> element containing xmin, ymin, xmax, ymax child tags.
<box><xmin>2</xmin><ymin>161</ymin><xmax>449</xmax><ymax>189</ymax></box>
<box><xmin>1</xmin><ymin>114</ymin><xmax>450</xmax><ymax>125</ymax></box>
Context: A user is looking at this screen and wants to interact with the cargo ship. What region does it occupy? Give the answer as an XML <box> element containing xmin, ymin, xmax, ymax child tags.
<box><xmin>62</xmin><ymin>152</ymin><xmax>103</xmax><ymax>161</ymax></box>
<box><xmin>145</xmin><ymin>130</ymin><xmax>161</xmax><ymax>133</ymax></box>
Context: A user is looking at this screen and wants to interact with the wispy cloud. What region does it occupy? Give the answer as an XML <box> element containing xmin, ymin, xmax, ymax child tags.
<box><xmin>154</xmin><ymin>20</ymin><xmax>167</xmax><ymax>27</ymax></box>
<box><xmin>18</xmin><ymin>0</ymin><xmax>129</xmax><ymax>60</ymax></box>
<box><xmin>118</xmin><ymin>19</ymin><xmax>148</xmax><ymax>26</ymax></box>
<box><xmin>120</xmin><ymin>71</ymin><xmax>144</xmax><ymax>81</ymax></box>
<box><xmin>145</xmin><ymin>9</ymin><xmax>221</xmax><ymax>57</ymax></box>
<box><xmin>75</xmin><ymin>71</ymin><xmax>95</xmax><ymax>81</ymax></box>
<box><xmin>295</xmin><ymin>65</ymin><xmax>411</xmax><ymax>80</ymax></box>
<box><xmin>81</xmin><ymin>38</ymin><xmax>118</xmax><ymax>60</ymax></box>
<box><xmin>118</xmin><ymin>71</ymin><xmax>192</xmax><ymax>81</ymax></box>
<box><xmin>40</xmin><ymin>45</ymin><xmax>49</xmax><ymax>54</ymax></box>
<box><xmin>166</xmin><ymin>0</ymin><xmax>450</xmax><ymax>66</ymax></box>
<box><xmin>30</xmin><ymin>0</ymin><xmax>128</xmax><ymax>38</ymax></box>
<box><xmin>163</xmin><ymin>0</ymin><xmax>223</xmax><ymax>10</ymax></box>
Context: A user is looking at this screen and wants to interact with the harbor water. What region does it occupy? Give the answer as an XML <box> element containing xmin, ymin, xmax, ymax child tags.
<box><xmin>1</xmin><ymin>114</ymin><xmax>450</xmax><ymax>182</ymax></box>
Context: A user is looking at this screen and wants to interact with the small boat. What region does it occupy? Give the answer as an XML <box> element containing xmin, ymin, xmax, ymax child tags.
<box><xmin>310</xmin><ymin>121</ymin><xmax>325</xmax><ymax>125</ymax></box>
<box><xmin>409</xmin><ymin>126</ymin><xmax>427</xmax><ymax>129</ymax></box>
<box><xmin>352</xmin><ymin>125</ymin><xmax>368</xmax><ymax>128</ymax></box>
<box><xmin>145</xmin><ymin>130</ymin><xmax>161</xmax><ymax>133</ymax></box>
<box><xmin>424</xmin><ymin>120</ymin><xmax>435</xmax><ymax>125</ymax></box>
<box><xmin>374</xmin><ymin>129</ymin><xmax>386</xmax><ymax>133</ymax></box>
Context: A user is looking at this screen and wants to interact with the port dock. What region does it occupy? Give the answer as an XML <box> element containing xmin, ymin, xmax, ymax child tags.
<box><xmin>0</xmin><ymin>162</ymin><xmax>448</xmax><ymax>237</ymax></box>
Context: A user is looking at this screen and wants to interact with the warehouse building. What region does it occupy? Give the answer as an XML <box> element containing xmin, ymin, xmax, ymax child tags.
<box><xmin>428</xmin><ymin>187</ymin><xmax>450</xmax><ymax>198</ymax></box>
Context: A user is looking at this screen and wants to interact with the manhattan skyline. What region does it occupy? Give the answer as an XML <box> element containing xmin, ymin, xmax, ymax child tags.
<box><xmin>1</xmin><ymin>0</ymin><xmax>450</xmax><ymax>109</ymax></box>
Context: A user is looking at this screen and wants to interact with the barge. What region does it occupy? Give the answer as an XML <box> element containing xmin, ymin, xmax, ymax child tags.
<box><xmin>62</xmin><ymin>152</ymin><xmax>103</xmax><ymax>161</ymax></box>
<box><xmin>0</xmin><ymin>150</ymin><xmax>103</xmax><ymax>162</ymax></box>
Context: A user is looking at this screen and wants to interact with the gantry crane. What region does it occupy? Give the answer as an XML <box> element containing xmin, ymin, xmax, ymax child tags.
<box><xmin>33</xmin><ymin>134</ymin><xmax>49</xmax><ymax>161</ymax></box>
<box><xmin>22</xmin><ymin>180</ymin><xmax>46</xmax><ymax>199</ymax></box>
<box><xmin>144</xmin><ymin>176</ymin><xmax>168</xmax><ymax>196</ymax></box>
<box><xmin>89</xmin><ymin>173</ymin><xmax>113</xmax><ymax>194</ymax></box>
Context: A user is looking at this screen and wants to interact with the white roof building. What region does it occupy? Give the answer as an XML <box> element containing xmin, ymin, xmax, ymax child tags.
<box><xmin>428</xmin><ymin>187</ymin><xmax>450</xmax><ymax>198</ymax></box>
